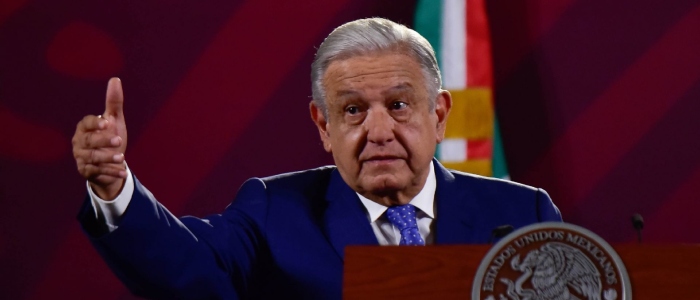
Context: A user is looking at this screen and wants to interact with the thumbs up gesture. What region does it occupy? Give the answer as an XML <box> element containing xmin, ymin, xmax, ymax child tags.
<box><xmin>72</xmin><ymin>78</ymin><xmax>128</xmax><ymax>200</ymax></box>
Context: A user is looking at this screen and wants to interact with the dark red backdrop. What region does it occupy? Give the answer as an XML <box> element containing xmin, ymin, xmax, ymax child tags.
<box><xmin>1</xmin><ymin>0</ymin><xmax>698</xmax><ymax>298</ymax></box>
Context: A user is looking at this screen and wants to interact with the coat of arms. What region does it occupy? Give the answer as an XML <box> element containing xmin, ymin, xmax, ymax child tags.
<box><xmin>472</xmin><ymin>223</ymin><xmax>630</xmax><ymax>300</ymax></box>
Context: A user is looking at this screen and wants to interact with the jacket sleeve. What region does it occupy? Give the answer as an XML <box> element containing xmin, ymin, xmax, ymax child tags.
<box><xmin>77</xmin><ymin>174</ymin><xmax>269</xmax><ymax>299</ymax></box>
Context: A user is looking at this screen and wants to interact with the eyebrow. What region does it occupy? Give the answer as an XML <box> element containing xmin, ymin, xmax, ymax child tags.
<box><xmin>334</xmin><ymin>83</ymin><xmax>415</xmax><ymax>99</ymax></box>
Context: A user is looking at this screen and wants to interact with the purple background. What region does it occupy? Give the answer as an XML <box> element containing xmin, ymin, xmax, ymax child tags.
<box><xmin>1</xmin><ymin>0</ymin><xmax>699</xmax><ymax>298</ymax></box>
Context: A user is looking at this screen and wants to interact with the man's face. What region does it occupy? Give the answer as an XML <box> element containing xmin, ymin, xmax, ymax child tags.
<box><xmin>310</xmin><ymin>52</ymin><xmax>451</xmax><ymax>205</ymax></box>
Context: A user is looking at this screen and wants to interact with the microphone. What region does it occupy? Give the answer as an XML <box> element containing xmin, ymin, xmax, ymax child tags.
<box><xmin>631</xmin><ymin>213</ymin><xmax>644</xmax><ymax>244</ymax></box>
<box><xmin>490</xmin><ymin>224</ymin><xmax>514</xmax><ymax>244</ymax></box>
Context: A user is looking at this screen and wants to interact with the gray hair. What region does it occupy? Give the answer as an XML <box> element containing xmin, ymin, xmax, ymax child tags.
<box><xmin>311</xmin><ymin>17</ymin><xmax>442</xmax><ymax>118</ymax></box>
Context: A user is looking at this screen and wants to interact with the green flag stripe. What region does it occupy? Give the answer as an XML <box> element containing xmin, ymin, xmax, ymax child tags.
<box><xmin>492</xmin><ymin>116</ymin><xmax>509</xmax><ymax>178</ymax></box>
<box><xmin>414</xmin><ymin>0</ymin><xmax>443</xmax><ymax>71</ymax></box>
<box><xmin>415</xmin><ymin>0</ymin><xmax>443</xmax><ymax>158</ymax></box>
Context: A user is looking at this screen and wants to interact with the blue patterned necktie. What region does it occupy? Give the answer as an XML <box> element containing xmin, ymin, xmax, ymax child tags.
<box><xmin>386</xmin><ymin>204</ymin><xmax>425</xmax><ymax>246</ymax></box>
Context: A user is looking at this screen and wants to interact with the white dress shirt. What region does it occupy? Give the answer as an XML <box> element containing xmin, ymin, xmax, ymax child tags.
<box><xmin>88</xmin><ymin>162</ymin><xmax>436</xmax><ymax>246</ymax></box>
<box><xmin>356</xmin><ymin>161</ymin><xmax>436</xmax><ymax>245</ymax></box>
<box><xmin>87</xmin><ymin>165</ymin><xmax>134</xmax><ymax>232</ymax></box>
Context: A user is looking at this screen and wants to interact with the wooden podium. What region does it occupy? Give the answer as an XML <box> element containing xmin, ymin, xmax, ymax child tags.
<box><xmin>343</xmin><ymin>244</ymin><xmax>700</xmax><ymax>299</ymax></box>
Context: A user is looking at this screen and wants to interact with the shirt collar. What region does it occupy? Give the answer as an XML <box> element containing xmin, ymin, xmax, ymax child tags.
<box><xmin>357</xmin><ymin>161</ymin><xmax>436</xmax><ymax>222</ymax></box>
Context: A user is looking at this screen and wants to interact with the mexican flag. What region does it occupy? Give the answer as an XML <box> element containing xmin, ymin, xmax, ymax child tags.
<box><xmin>415</xmin><ymin>0</ymin><xmax>508</xmax><ymax>179</ymax></box>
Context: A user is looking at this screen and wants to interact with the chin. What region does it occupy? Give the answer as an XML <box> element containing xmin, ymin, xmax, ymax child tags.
<box><xmin>361</xmin><ymin>176</ymin><xmax>405</xmax><ymax>194</ymax></box>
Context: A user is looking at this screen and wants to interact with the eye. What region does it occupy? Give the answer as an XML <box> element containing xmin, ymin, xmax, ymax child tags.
<box><xmin>390</xmin><ymin>101</ymin><xmax>408</xmax><ymax>110</ymax></box>
<box><xmin>345</xmin><ymin>105</ymin><xmax>360</xmax><ymax>115</ymax></box>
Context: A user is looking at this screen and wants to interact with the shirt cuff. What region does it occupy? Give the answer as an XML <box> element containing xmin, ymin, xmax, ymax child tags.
<box><xmin>87</xmin><ymin>164</ymin><xmax>134</xmax><ymax>232</ymax></box>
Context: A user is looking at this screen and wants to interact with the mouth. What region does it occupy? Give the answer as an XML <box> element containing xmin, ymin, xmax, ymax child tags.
<box><xmin>362</xmin><ymin>156</ymin><xmax>403</xmax><ymax>165</ymax></box>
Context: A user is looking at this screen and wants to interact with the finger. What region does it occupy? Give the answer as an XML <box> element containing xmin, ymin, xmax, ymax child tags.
<box><xmin>75</xmin><ymin>148</ymin><xmax>124</xmax><ymax>164</ymax></box>
<box><xmin>77</xmin><ymin>115</ymin><xmax>109</xmax><ymax>132</ymax></box>
<box><xmin>104</xmin><ymin>77</ymin><xmax>124</xmax><ymax>118</ymax></box>
<box><xmin>82</xmin><ymin>163</ymin><xmax>127</xmax><ymax>179</ymax></box>
<box><xmin>78</xmin><ymin>131</ymin><xmax>122</xmax><ymax>149</ymax></box>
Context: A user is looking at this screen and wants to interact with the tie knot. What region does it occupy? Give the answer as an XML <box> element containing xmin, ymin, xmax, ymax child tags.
<box><xmin>386</xmin><ymin>204</ymin><xmax>424</xmax><ymax>246</ymax></box>
<box><xmin>386</xmin><ymin>204</ymin><xmax>418</xmax><ymax>231</ymax></box>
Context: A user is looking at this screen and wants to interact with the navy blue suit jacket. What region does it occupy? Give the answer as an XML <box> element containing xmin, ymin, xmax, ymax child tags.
<box><xmin>79</xmin><ymin>160</ymin><xmax>561</xmax><ymax>299</ymax></box>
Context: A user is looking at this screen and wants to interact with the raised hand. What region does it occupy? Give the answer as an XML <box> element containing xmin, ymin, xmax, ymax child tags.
<box><xmin>72</xmin><ymin>78</ymin><xmax>128</xmax><ymax>200</ymax></box>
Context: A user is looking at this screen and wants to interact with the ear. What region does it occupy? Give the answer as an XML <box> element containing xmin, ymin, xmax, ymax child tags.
<box><xmin>309</xmin><ymin>101</ymin><xmax>332</xmax><ymax>153</ymax></box>
<box><xmin>434</xmin><ymin>90</ymin><xmax>452</xmax><ymax>143</ymax></box>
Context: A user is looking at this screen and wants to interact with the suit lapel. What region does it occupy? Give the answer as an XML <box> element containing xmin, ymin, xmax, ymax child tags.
<box><xmin>322</xmin><ymin>169</ymin><xmax>378</xmax><ymax>259</ymax></box>
<box><xmin>433</xmin><ymin>159</ymin><xmax>480</xmax><ymax>244</ymax></box>
<box><xmin>321</xmin><ymin>159</ymin><xmax>482</xmax><ymax>256</ymax></box>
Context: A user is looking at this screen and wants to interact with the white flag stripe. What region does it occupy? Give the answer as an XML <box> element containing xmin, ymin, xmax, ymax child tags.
<box><xmin>440</xmin><ymin>0</ymin><xmax>466</xmax><ymax>90</ymax></box>
<box><xmin>439</xmin><ymin>138</ymin><xmax>467</xmax><ymax>162</ymax></box>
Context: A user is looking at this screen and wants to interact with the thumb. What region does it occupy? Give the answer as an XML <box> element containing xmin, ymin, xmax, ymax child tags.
<box><xmin>104</xmin><ymin>77</ymin><xmax>124</xmax><ymax>118</ymax></box>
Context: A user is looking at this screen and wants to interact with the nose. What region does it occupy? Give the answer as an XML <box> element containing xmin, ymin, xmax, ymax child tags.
<box><xmin>364</xmin><ymin>108</ymin><xmax>395</xmax><ymax>145</ymax></box>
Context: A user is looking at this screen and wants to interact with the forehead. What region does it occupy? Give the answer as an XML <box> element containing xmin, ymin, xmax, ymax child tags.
<box><xmin>322</xmin><ymin>53</ymin><xmax>425</xmax><ymax>96</ymax></box>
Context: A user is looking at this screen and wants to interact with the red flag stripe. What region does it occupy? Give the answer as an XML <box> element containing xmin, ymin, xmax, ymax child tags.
<box><xmin>466</xmin><ymin>0</ymin><xmax>493</xmax><ymax>88</ymax></box>
<box><xmin>467</xmin><ymin>139</ymin><xmax>492</xmax><ymax>160</ymax></box>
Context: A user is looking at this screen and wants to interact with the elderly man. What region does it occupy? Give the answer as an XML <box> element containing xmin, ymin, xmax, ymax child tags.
<box><xmin>73</xmin><ymin>18</ymin><xmax>560</xmax><ymax>299</ymax></box>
